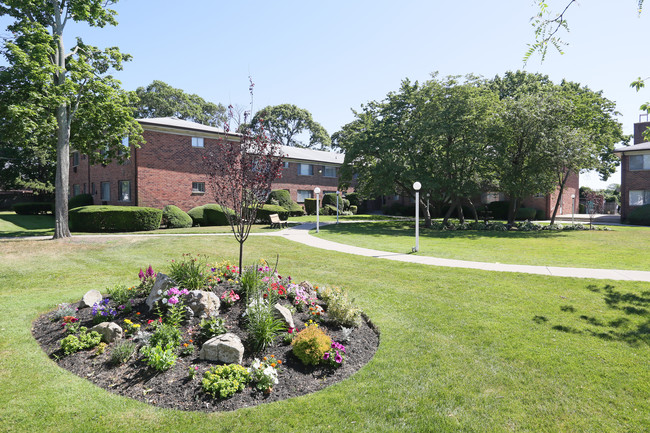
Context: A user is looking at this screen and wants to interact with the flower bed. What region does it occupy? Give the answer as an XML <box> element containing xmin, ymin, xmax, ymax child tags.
<box><xmin>32</xmin><ymin>256</ymin><xmax>379</xmax><ymax>412</ymax></box>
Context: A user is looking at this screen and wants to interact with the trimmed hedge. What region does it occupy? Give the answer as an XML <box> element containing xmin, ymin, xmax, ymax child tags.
<box><xmin>162</xmin><ymin>205</ymin><xmax>193</xmax><ymax>228</ymax></box>
<box><xmin>257</xmin><ymin>204</ymin><xmax>289</xmax><ymax>222</ymax></box>
<box><xmin>345</xmin><ymin>193</ymin><xmax>362</xmax><ymax>207</ymax></box>
<box><xmin>266</xmin><ymin>189</ymin><xmax>304</xmax><ymax>216</ymax></box>
<box><xmin>628</xmin><ymin>204</ymin><xmax>650</xmax><ymax>225</ymax></box>
<box><xmin>12</xmin><ymin>202</ymin><xmax>53</xmax><ymax>215</ymax></box>
<box><xmin>69</xmin><ymin>194</ymin><xmax>93</xmax><ymax>209</ymax></box>
<box><xmin>323</xmin><ymin>204</ymin><xmax>339</xmax><ymax>215</ymax></box>
<box><xmin>304</xmin><ymin>198</ymin><xmax>317</xmax><ymax>215</ymax></box>
<box><xmin>69</xmin><ymin>206</ymin><xmax>162</xmax><ymax>232</ymax></box>
<box><xmin>486</xmin><ymin>201</ymin><xmax>510</xmax><ymax>220</ymax></box>
<box><xmin>516</xmin><ymin>207</ymin><xmax>537</xmax><ymax>221</ymax></box>
<box><xmin>187</xmin><ymin>205</ymin><xmax>208</xmax><ymax>226</ymax></box>
<box><xmin>535</xmin><ymin>209</ymin><xmax>546</xmax><ymax>220</ymax></box>
<box><xmin>187</xmin><ymin>204</ymin><xmax>234</xmax><ymax>226</ymax></box>
<box><xmin>322</xmin><ymin>193</ymin><xmax>340</xmax><ymax>208</ymax></box>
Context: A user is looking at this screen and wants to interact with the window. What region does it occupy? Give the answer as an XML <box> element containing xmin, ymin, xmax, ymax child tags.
<box><xmin>629</xmin><ymin>154</ymin><xmax>650</xmax><ymax>170</ymax></box>
<box><xmin>91</xmin><ymin>183</ymin><xmax>96</xmax><ymax>195</ymax></box>
<box><xmin>72</xmin><ymin>184</ymin><xmax>80</xmax><ymax>196</ymax></box>
<box><xmin>323</xmin><ymin>166</ymin><xmax>337</xmax><ymax>177</ymax></box>
<box><xmin>118</xmin><ymin>136</ymin><xmax>129</xmax><ymax>156</ymax></box>
<box><xmin>72</xmin><ymin>151</ymin><xmax>79</xmax><ymax>167</ymax></box>
<box><xmin>482</xmin><ymin>192</ymin><xmax>502</xmax><ymax>204</ymax></box>
<box><xmin>100</xmin><ymin>182</ymin><xmax>110</xmax><ymax>201</ymax></box>
<box><xmin>118</xmin><ymin>180</ymin><xmax>131</xmax><ymax>202</ymax></box>
<box><xmin>283</xmin><ymin>161</ymin><xmax>290</xmax><ymax>169</ymax></box>
<box><xmin>629</xmin><ymin>190</ymin><xmax>650</xmax><ymax>206</ymax></box>
<box><xmin>192</xmin><ymin>137</ymin><xmax>204</xmax><ymax>148</ymax></box>
<box><xmin>297</xmin><ymin>190</ymin><xmax>313</xmax><ymax>203</ymax></box>
<box><xmin>298</xmin><ymin>163</ymin><xmax>313</xmax><ymax>176</ymax></box>
<box><xmin>533</xmin><ymin>192</ymin><xmax>545</xmax><ymax>198</ymax></box>
<box><xmin>192</xmin><ymin>182</ymin><xmax>205</xmax><ymax>193</ymax></box>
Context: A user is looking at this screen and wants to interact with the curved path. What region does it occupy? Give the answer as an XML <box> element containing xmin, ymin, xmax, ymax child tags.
<box><xmin>274</xmin><ymin>222</ymin><xmax>650</xmax><ymax>282</ymax></box>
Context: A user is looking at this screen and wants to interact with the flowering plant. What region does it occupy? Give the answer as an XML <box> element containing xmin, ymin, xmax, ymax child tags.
<box><xmin>62</xmin><ymin>316</ymin><xmax>80</xmax><ymax>334</ymax></box>
<box><xmin>248</xmin><ymin>355</ymin><xmax>281</xmax><ymax>393</ymax></box>
<box><xmin>123</xmin><ymin>318</ymin><xmax>141</xmax><ymax>336</ymax></box>
<box><xmin>308</xmin><ymin>303</ymin><xmax>324</xmax><ymax>320</ymax></box>
<box><xmin>137</xmin><ymin>265</ymin><xmax>157</xmax><ymax>296</ymax></box>
<box><xmin>286</xmin><ymin>284</ymin><xmax>315</xmax><ymax>312</ymax></box>
<box><xmin>323</xmin><ymin>340</ymin><xmax>346</xmax><ymax>367</ymax></box>
<box><xmin>157</xmin><ymin>286</ymin><xmax>189</xmax><ymax>327</ymax></box>
<box><xmin>220</xmin><ymin>289</ymin><xmax>240</xmax><ymax>307</ymax></box>
<box><xmin>209</xmin><ymin>260</ymin><xmax>240</xmax><ymax>287</ymax></box>
<box><xmin>188</xmin><ymin>365</ymin><xmax>199</xmax><ymax>379</ymax></box>
<box><xmin>91</xmin><ymin>298</ymin><xmax>117</xmax><ymax>324</ymax></box>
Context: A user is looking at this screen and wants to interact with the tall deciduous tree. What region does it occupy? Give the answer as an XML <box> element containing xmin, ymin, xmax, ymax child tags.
<box><xmin>249</xmin><ymin>104</ymin><xmax>331</xmax><ymax>150</ymax></box>
<box><xmin>0</xmin><ymin>0</ymin><xmax>143</xmax><ymax>238</ymax></box>
<box><xmin>134</xmin><ymin>80</ymin><xmax>226</xmax><ymax>127</ymax></box>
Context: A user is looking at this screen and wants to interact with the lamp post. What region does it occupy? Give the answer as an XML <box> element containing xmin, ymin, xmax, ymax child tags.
<box><xmin>571</xmin><ymin>194</ymin><xmax>576</xmax><ymax>225</ymax></box>
<box><xmin>336</xmin><ymin>191</ymin><xmax>340</xmax><ymax>224</ymax></box>
<box><xmin>413</xmin><ymin>182</ymin><xmax>421</xmax><ymax>252</ymax></box>
<box><xmin>314</xmin><ymin>187</ymin><xmax>321</xmax><ymax>233</ymax></box>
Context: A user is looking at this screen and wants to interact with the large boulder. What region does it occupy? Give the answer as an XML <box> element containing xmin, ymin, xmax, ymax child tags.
<box><xmin>91</xmin><ymin>322</ymin><xmax>123</xmax><ymax>343</ymax></box>
<box><xmin>80</xmin><ymin>289</ymin><xmax>103</xmax><ymax>309</ymax></box>
<box><xmin>199</xmin><ymin>333</ymin><xmax>244</xmax><ymax>364</ymax></box>
<box><xmin>274</xmin><ymin>303</ymin><xmax>295</xmax><ymax>329</ymax></box>
<box><xmin>186</xmin><ymin>290</ymin><xmax>220</xmax><ymax>318</ymax></box>
<box><xmin>145</xmin><ymin>273</ymin><xmax>177</xmax><ymax>311</ymax></box>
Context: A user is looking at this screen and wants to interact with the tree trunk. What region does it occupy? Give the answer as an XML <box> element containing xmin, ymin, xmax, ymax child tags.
<box><xmin>53</xmin><ymin>104</ymin><xmax>71</xmax><ymax>239</ymax></box>
<box><xmin>457</xmin><ymin>201</ymin><xmax>465</xmax><ymax>224</ymax></box>
<box><xmin>442</xmin><ymin>198</ymin><xmax>457</xmax><ymax>225</ymax></box>
<box><xmin>549</xmin><ymin>170</ymin><xmax>570</xmax><ymax>225</ymax></box>
<box><xmin>238</xmin><ymin>239</ymin><xmax>244</xmax><ymax>275</ymax></box>
<box><xmin>467</xmin><ymin>198</ymin><xmax>479</xmax><ymax>223</ymax></box>
<box><xmin>507</xmin><ymin>197</ymin><xmax>519</xmax><ymax>226</ymax></box>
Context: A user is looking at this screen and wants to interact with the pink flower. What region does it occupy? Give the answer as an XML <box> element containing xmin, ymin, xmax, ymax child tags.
<box><xmin>168</xmin><ymin>296</ymin><xmax>179</xmax><ymax>305</ymax></box>
<box><xmin>323</xmin><ymin>352</ymin><xmax>330</xmax><ymax>360</ymax></box>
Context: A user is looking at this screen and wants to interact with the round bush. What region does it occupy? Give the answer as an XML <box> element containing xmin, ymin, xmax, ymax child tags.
<box><xmin>162</xmin><ymin>205</ymin><xmax>192</xmax><ymax>228</ymax></box>
<box><xmin>345</xmin><ymin>192</ymin><xmax>362</xmax><ymax>207</ymax></box>
<box><xmin>69</xmin><ymin>205</ymin><xmax>162</xmax><ymax>232</ymax></box>
<box><xmin>322</xmin><ymin>193</ymin><xmax>340</xmax><ymax>208</ymax></box>
<box><xmin>486</xmin><ymin>201</ymin><xmax>510</xmax><ymax>220</ymax></box>
<box><xmin>304</xmin><ymin>198</ymin><xmax>317</xmax><ymax>215</ymax></box>
<box><xmin>628</xmin><ymin>204</ymin><xmax>650</xmax><ymax>225</ymax></box>
<box><xmin>323</xmin><ymin>204</ymin><xmax>338</xmax><ymax>215</ymax></box>
<box><xmin>516</xmin><ymin>207</ymin><xmax>537</xmax><ymax>221</ymax></box>
<box><xmin>349</xmin><ymin>205</ymin><xmax>358</xmax><ymax>215</ymax></box>
<box><xmin>187</xmin><ymin>205</ymin><xmax>207</xmax><ymax>226</ymax></box>
<box><xmin>204</xmin><ymin>204</ymin><xmax>235</xmax><ymax>226</ymax></box>
<box><xmin>267</xmin><ymin>190</ymin><xmax>304</xmax><ymax>216</ymax></box>
<box><xmin>12</xmin><ymin>202</ymin><xmax>53</xmax><ymax>215</ymax></box>
<box><xmin>291</xmin><ymin>325</ymin><xmax>332</xmax><ymax>366</ymax></box>
<box><xmin>256</xmin><ymin>204</ymin><xmax>289</xmax><ymax>222</ymax></box>
<box><xmin>69</xmin><ymin>194</ymin><xmax>93</xmax><ymax>209</ymax></box>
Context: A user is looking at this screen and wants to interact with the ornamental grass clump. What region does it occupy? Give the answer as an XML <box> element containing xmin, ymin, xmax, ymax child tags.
<box><xmin>319</xmin><ymin>286</ymin><xmax>362</xmax><ymax>328</ymax></box>
<box><xmin>168</xmin><ymin>253</ymin><xmax>209</xmax><ymax>290</ymax></box>
<box><xmin>110</xmin><ymin>340</ymin><xmax>137</xmax><ymax>365</ymax></box>
<box><xmin>291</xmin><ymin>322</ymin><xmax>331</xmax><ymax>366</ymax></box>
<box><xmin>202</xmin><ymin>364</ymin><xmax>250</xmax><ymax>399</ymax></box>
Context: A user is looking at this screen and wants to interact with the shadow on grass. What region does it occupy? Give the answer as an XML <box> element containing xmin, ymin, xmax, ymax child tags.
<box><xmin>318</xmin><ymin>221</ymin><xmax>570</xmax><ymax>240</ymax></box>
<box><xmin>0</xmin><ymin>213</ymin><xmax>54</xmax><ymax>237</ymax></box>
<box><xmin>534</xmin><ymin>283</ymin><xmax>650</xmax><ymax>346</ymax></box>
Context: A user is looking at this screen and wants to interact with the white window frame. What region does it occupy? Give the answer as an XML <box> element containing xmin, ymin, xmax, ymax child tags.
<box><xmin>100</xmin><ymin>182</ymin><xmax>110</xmax><ymax>201</ymax></box>
<box><xmin>192</xmin><ymin>137</ymin><xmax>204</xmax><ymax>148</ymax></box>
<box><xmin>298</xmin><ymin>163</ymin><xmax>313</xmax><ymax>176</ymax></box>
<box><xmin>629</xmin><ymin>190</ymin><xmax>650</xmax><ymax>206</ymax></box>
<box><xmin>297</xmin><ymin>190</ymin><xmax>313</xmax><ymax>203</ymax></box>
<box><xmin>192</xmin><ymin>182</ymin><xmax>205</xmax><ymax>194</ymax></box>
<box><xmin>118</xmin><ymin>180</ymin><xmax>131</xmax><ymax>202</ymax></box>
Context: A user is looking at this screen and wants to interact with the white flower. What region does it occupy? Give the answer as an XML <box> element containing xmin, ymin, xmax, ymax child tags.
<box><xmin>157</xmin><ymin>290</ymin><xmax>162</xmax><ymax>295</ymax></box>
<box><xmin>162</xmin><ymin>298</ymin><xmax>168</xmax><ymax>304</ymax></box>
<box><xmin>251</xmin><ymin>359</ymin><xmax>261</xmax><ymax>370</ymax></box>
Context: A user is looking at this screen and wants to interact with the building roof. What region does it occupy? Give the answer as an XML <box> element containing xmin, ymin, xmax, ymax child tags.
<box><xmin>137</xmin><ymin>117</ymin><xmax>345</xmax><ymax>165</ymax></box>
<box><xmin>615</xmin><ymin>142</ymin><xmax>650</xmax><ymax>154</ymax></box>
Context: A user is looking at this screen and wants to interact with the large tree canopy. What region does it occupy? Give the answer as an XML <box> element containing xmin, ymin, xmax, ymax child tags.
<box><xmin>249</xmin><ymin>104</ymin><xmax>331</xmax><ymax>150</ymax></box>
<box><xmin>0</xmin><ymin>0</ymin><xmax>143</xmax><ymax>238</ymax></box>
<box><xmin>134</xmin><ymin>80</ymin><xmax>227</xmax><ymax>127</ymax></box>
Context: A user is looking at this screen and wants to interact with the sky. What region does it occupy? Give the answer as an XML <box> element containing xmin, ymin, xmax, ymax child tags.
<box><xmin>2</xmin><ymin>0</ymin><xmax>649</xmax><ymax>190</ymax></box>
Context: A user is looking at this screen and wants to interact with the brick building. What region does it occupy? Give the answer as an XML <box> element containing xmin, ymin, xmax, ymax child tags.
<box><xmin>616</xmin><ymin>120</ymin><xmax>650</xmax><ymax>221</ymax></box>
<box><xmin>68</xmin><ymin>117</ymin><xmax>349</xmax><ymax>212</ymax></box>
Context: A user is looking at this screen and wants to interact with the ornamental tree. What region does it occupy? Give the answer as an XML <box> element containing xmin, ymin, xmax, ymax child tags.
<box><xmin>0</xmin><ymin>0</ymin><xmax>143</xmax><ymax>238</ymax></box>
<box><xmin>204</xmin><ymin>104</ymin><xmax>284</xmax><ymax>272</ymax></box>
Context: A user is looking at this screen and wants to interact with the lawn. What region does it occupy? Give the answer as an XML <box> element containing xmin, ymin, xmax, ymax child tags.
<box><xmin>0</xmin><ymin>235</ymin><xmax>648</xmax><ymax>432</ymax></box>
<box><xmin>312</xmin><ymin>221</ymin><xmax>650</xmax><ymax>271</ymax></box>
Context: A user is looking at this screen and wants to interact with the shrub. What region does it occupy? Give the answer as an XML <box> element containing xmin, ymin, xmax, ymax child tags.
<box><xmin>110</xmin><ymin>340</ymin><xmax>137</xmax><ymax>365</ymax></box>
<box><xmin>199</xmin><ymin>316</ymin><xmax>227</xmax><ymax>341</ymax></box>
<box><xmin>12</xmin><ymin>202</ymin><xmax>52</xmax><ymax>215</ymax></box>
<box><xmin>68</xmin><ymin>205</ymin><xmax>162</xmax><ymax>232</ymax></box>
<box><xmin>256</xmin><ymin>204</ymin><xmax>290</xmax><ymax>223</ymax></box>
<box><xmin>345</xmin><ymin>192</ymin><xmax>362</xmax><ymax>207</ymax></box>
<box><xmin>107</xmin><ymin>284</ymin><xmax>134</xmax><ymax>313</ymax></box>
<box><xmin>535</xmin><ymin>209</ymin><xmax>546</xmax><ymax>220</ymax></box>
<box><xmin>579</xmin><ymin>203</ymin><xmax>586</xmax><ymax>213</ymax></box>
<box><xmin>319</xmin><ymin>286</ymin><xmax>362</xmax><ymax>328</ymax></box>
<box><xmin>162</xmin><ymin>205</ymin><xmax>193</xmax><ymax>228</ymax></box>
<box><xmin>203</xmin><ymin>204</ymin><xmax>235</xmax><ymax>226</ymax></box>
<box><xmin>349</xmin><ymin>205</ymin><xmax>358</xmax><ymax>215</ymax></box>
<box><xmin>291</xmin><ymin>323</ymin><xmax>332</xmax><ymax>366</ymax></box>
<box><xmin>267</xmin><ymin>190</ymin><xmax>304</xmax><ymax>216</ymax></box>
<box><xmin>322</xmin><ymin>193</ymin><xmax>342</xmax><ymax>208</ymax></box>
<box><xmin>140</xmin><ymin>344</ymin><xmax>177</xmax><ymax>371</ymax></box>
<box><xmin>187</xmin><ymin>205</ymin><xmax>208</xmax><ymax>226</ymax></box>
<box><xmin>202</xmin><ymin>364</ymin><xmax>250</xmax><ymax>399</ymax></box>
<box><xmin>69</xmin><ymin>193</ymin><xmax>93</xmax><ymax>209</ymax></box>
<box><xmin>323</xmin><ymin>204</ymin><xmax>338</xmax><ymax>215</ymax></box>
<box><xmin>486</xmin><ymin>201</ymin><xmax>510</xmax><ymax>220</ymax></box>
<box><xmin>149</xmin><ymin>323</ymin><xmax>182</xmax><ymax>349</ymax></box>
<box><xmin>516</xmin><ymin>207</ymin><xmax>537</xmax><ymax>221</ymax></box>
<box><xmin>304</xmin><ymin>198</ymin><xmax>317</xmax><ymax>215</ymax></box>
<box><xmin>60</xmin><ymin>327</ymin><xmax>101</xmax><ymax>355</ymax></box>
<box><xmin>628</xmin><ymin>204</ymin><xmax>650</xmax><ymax>225</ymax></box>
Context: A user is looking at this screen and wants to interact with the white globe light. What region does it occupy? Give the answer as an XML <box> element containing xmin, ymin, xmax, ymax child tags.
<box><xmin>413</xmin><ymin>182</ymin><xmax>421</xmax><ymax>191</ymax></box>
<box><xmin>314</xmin><ymin>187</ymin><xmax>321</xmax><ymax>194</ymax></box>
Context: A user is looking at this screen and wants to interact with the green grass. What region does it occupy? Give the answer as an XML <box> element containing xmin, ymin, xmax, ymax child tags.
<box><xmin>0</xmin><ymin>235</ymin><xmax>648</xmax><ymax>432</ymax></box>
<box><xmin>312</xmin><ymin>221</ymin><xmax>650</xmax><ymax>271</ymax></box>
<box><xmin>288</xmin><ymin>213</ymin><xmax>402</xmax><ymax>223</ymax></box>
<box><xmin>0</xmin><ymin>212</ymin><xmax>282</xmax><ymax>237</ymax></box>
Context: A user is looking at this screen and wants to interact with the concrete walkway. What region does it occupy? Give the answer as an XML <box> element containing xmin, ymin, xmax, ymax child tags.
<box><xmin>274</xmin><ymin>222</ymin><xmax>650</xmax><ymax>282</ymax></box>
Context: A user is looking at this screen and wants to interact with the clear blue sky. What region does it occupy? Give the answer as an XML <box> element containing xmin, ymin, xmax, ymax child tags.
<box><xmin>2</xmin><ymin>1</ymin><xmax>649</xmax><ymax>189</ymax></box>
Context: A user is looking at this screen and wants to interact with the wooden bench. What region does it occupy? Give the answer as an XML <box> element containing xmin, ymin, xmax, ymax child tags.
<box><xmin>269</xmin><ymin>213</ymin><xmax>288</xmax><ymax>228</ymax></box>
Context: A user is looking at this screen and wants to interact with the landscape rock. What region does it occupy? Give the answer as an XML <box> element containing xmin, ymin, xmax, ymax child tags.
<box><xmin>80</xmin><ymin>289</ymin><xmax>103</xmax><ymax>309</ymax></box>
<box><xmin>91</xmin><ymin>322</ymin><xmax>123</xmax><ymax>343</ymax></box>
<box><xmin>145</xmin><ymin>273</ymin><xmax>177</xmax><ymax>311</ymax></box>
<box><xmin>199</xmin><ymin>333</ymin><xmax>244</xmax><ymax>364</ymax></box>
<box><xmin>274</xmin><ymin>303</ymin><xmax>295</xmax><ymax>329</ymax></box>
<box><xmin>298</xmin><ymin>281</ymin><xmax>318</xmax><ymax>299</ymax></box>
<box><xmin>186</xmin><ymin>290</ymin><xmax>220</xmax><ymax>318</ymax></box>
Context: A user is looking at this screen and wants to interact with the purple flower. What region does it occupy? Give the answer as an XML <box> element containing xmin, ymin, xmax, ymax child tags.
<box><xmin>168</xmin><ymin>287</ymin><xmax>180</xmax><ymax>296</ymax></box>
<box><xmin>179</xmin><ymin>288</ymin><xmax>189</xmax><ymax>295</ymax></box>
<box><xmin>323</xmin><ymin>352</ymin><xmax>330</xmax><ymax>360</ymax></box>
<box><xmin>211</xmin><ymin>267</ymin><xmax>216</xmax><ymax>273</ymax></box>
<box><xmin>146</xmin><ymin>265</ymin><xmax>155</xmax><ymax>278</ymax></box>
<box><xmin>168</xmin><ymin>296</ymin><xmax>179</xmax><ymax>305</ymax></box>
<box><xmin>118</xmin><ymin>305</ymin><xmax>125</xmax><ymax>310</ymax></box>
<box><xmin>138</xmin><ymin>268</ymin><xmax>145</xmax><ymax>280</ymax></box>
<box><xmin>335</xmin><ymin>354</ymin><xmax>343</xmax><ymax>363</ymax></box>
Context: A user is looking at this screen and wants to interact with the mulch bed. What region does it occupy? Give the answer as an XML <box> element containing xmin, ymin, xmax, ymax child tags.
<box><xmin>32</xmin><ymin>294</ymin><xmax>380</xmax><ymax>412</ymax></box>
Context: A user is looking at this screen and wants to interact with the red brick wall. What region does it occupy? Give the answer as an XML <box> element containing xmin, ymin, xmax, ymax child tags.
<box><xmin>520</xmin><ymin>171</ymin><xmax>579</xmax><ymax>218</ymax></box>
<box><xmin>69</xmin><ymin>151</ymin><xmax>135</xmax><ymax>206</ymax></box>
<box><xmin>273</xmin><ymin>161</ymin><xmax>351</xmax><ymax>204</ymax></box>
<box><xmin>620</xmin><ymin>153</ymin><xmax>650</xmax><ymax>220</ymax></box>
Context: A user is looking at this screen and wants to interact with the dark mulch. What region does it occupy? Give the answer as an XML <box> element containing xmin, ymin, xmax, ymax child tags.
<box><xmin>32</xmin><ymin>295</ymin><xmax>379</xmax><ymax>412</ymax></box>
